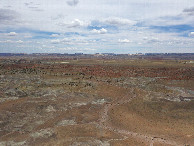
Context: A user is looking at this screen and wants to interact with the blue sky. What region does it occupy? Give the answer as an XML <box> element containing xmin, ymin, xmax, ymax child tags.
<box><xmin>0</xmin><ymin>0</ymin><xmax>194</xmax><ymax>53</ymax></box>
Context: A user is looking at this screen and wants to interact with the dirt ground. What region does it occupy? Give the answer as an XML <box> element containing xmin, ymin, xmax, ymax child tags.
<box><xmin>0</xmin><ymin>58</ymin><xmax>193</xmax><ymax>146</ymax></box>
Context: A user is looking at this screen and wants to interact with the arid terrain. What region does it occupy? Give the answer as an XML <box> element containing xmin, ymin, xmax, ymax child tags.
<box><xmin>0</xmin><ymin>57</ymin><xmax>193</xmax><ymax>146</ymax></box>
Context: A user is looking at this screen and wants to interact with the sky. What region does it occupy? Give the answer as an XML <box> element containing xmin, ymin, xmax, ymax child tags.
<box><xmin>0</xmin><ymin>0</ymin><xmax>194</xmax><ymax>54</ymax></box>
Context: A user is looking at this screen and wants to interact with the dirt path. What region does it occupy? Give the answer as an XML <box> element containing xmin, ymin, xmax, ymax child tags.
<box><xmin>99</xmin><ymin>90</ymin><xmax>180</xmax><ymax>146</ymax></box>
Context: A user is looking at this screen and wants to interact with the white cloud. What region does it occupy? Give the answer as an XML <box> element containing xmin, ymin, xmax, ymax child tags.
<box><xmin>5</xmin><ymin>40</ymin><xmax>12</xmax><ymax>43</ymax></box>
<box><xmin>16</xmin><ymin>40</ymin><xmax>23</xmax><ymax>43</ymax></box>
<box><xmin>58</xmin><ymin>47</ymin><xmax>96</xmax><ymax>51</ymax></box>
<box><xmin>62</xmin><ymin>38</ymin><xmax>70</xmax><ymax>42</ymax></box>
<box><xmin>7</xmin><ymin>32</ymin><xmax>17</xmax><ymax>36</ymax></box>
<box><xmin>66</xmin><ymin>0</ymin><xmax>79</xmax><ymax>6</ymax></box>
<box><xmin>50</xmin><ymin>34</ymin><xmax>59</xmax><ymax>37</ymax></box>
<box><xmin>69</xmin><ymin>19</ymin><xmax>84</xmax><ymax>28</ymax></box>
<box><xmin>91</xmin><ymin>28</ymin><xmax>107</xmax><ymax>34</ymax></box>
<box><xmin>189</xmin><ymin>32</ymin><xmax>194</xmax><ymax>37</ymax></box>
<box><xmin>51</xmin><ymin>39</ymin><xmax>60</xmax><ymax>44</ymax></box>
<box><xmin>59</xmin><ymin>19</ymin><xmax>88</xmax><ymax>28</ymax></box>
<box><xmin>105</xmin><ymin>17</ymin><xmax>136</xmax><ymax>26</ymax></box>
<box><xmin>0</xmin><ymin>40</ymin><xmax>13</xmax><ymax>43</ymax></box>
<box><xmin>118</xmin><ymin>39</ymin><xmax>132</xmax><ymax>43</ymax></box>
<box><xmin>0</xmin><ymin>40</ymin><xmax>23</xmax><ymax>43</ymax></box>
<box><xmin>50</xmin><ymin>38</ymin><xmax>74</xmax><ymax>44</ymax></box>
<box><xmin>1</xmin><ymin>0</ymin><xmax>194</xmax><ymax>53</ymax></box>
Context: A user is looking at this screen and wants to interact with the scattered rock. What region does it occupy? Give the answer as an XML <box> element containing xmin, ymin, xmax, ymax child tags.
<box><xmin>57</xmin><ymin>119</ymin><xmax>76</xmax><ymax>126</ymax></box>
<box><xmin>0</xmin><ymin>140</ymin><xmax>26</xmax><ymax>146</ymax></box>
<box><xmin>92</xmin><ymin>99</ymin><xmax>107</xmax><ymax>105</ymax></box>
<box><xmin>45</xmin><ymin>105</ymin><xmax>56</xmax><ymax>112</ymax></box>
<box><xmin>30</xmin><ymin>128</ymin><xmax>54</xmax><ymax>139</ymax></box>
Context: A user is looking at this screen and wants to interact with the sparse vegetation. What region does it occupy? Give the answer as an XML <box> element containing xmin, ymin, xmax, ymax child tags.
<box><xmin>0</xmin><ymin>56</ymin><xmax>193</xmax><ymax>145</ymax></box>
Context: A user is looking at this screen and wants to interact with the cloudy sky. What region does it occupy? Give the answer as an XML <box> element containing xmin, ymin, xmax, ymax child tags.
<box><xmin>0</xmin><ymin>0</ymin><xmax>194</xmax><ymax>54</ymax></box>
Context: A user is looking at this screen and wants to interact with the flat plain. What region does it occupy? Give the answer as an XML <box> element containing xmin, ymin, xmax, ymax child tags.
<box><xmin>0</xmin><ymin>57</ymin><xmax>193</xmax><ymax>146</ymax></box>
